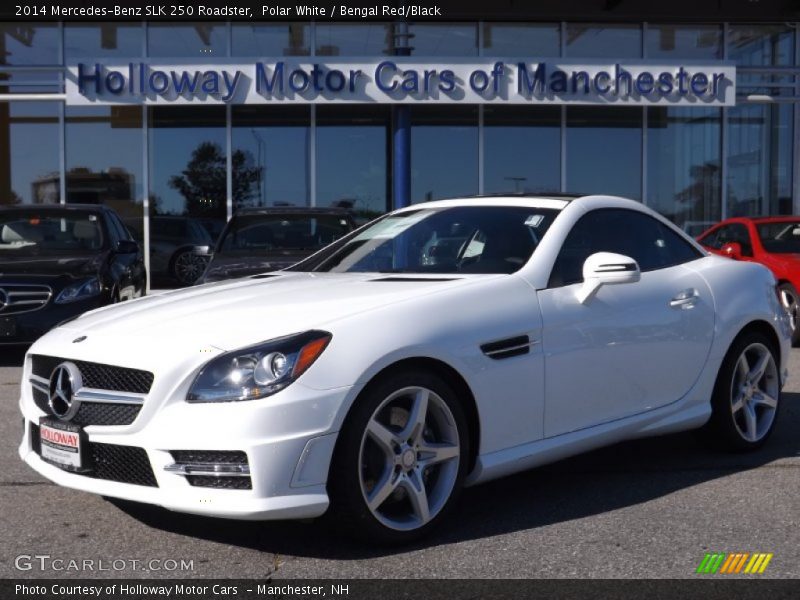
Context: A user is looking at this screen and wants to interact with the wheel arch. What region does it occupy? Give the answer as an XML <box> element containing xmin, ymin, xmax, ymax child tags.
<box><xmin>337</xmin><ymin>356</ymin><xmax>481</xmax><ymax>475</ymax></box>
<box><xmin>730</xmin><ymin>319</ymin><xmax>781</xmax><ymax>360</ymax></box>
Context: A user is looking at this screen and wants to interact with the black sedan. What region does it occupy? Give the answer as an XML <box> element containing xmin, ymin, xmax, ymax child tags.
<box><xmin>0</xmin><ymin>204</ymin><xmax>146</xmax><ymax>345</ymax></box>
<box><xmin>198</xmin><ymin>207</ymin><xmax>356</xmax><ymax>283</ymax></box>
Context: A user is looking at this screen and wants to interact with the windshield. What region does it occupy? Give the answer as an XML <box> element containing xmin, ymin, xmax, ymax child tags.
<box><xmin>291</xmin><ymin>206</ymin><xmax>560</xmax><ymax>274</ymax></box>
<box><xmin>217</xmin><ymin>214</ymin><xmax>352</xmax><ymax>255</ymax></box>
<box><xmin>0</xmin><ymin>210</ymin><xmax>105</xmax><ymax>256</ymax></box>
<box><xmin>758</xmin><ymin>221</ymin><xmax>800</xmax><ymax>254</ymax></box>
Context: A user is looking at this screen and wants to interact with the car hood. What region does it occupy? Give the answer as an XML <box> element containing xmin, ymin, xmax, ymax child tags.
<box><xmin>0</xmin><ymin>254</ymin><xmax>103</xmax><ymax>277</ymax></box>
<box><xmin>57</xmin><ymin>272</ymin><xmax>489</xmax><ymax>353</ymax></box>
<box><xmin>202</xmin><ymin>253</ymin><xmax>309</xmax><ymax>282</ymax></box>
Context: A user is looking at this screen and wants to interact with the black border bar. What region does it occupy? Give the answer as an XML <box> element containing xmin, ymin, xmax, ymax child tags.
<box><xmin>2</xmin><ymin>0</ymin><xmax>799</xmax><ymax>22</ymax></box>
<box><xmin>5</xmin><ymin>579</ymin><xmax>800</xmax><ymax>600</ymax></box>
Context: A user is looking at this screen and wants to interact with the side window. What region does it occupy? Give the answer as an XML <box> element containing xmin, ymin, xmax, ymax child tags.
<box><xmin>698</xmin><ymin>226</ymin><xmax>727</xmax><ymax>249</ymax></box>
<box><xmin>701</xmin><ymin>223</ymin><xmax>753</xmax><ymax>257</ymax></box>
<box><xmin>107</xmin><ymin>213</ymin><xmax>131</xmax><ymax>243</ymax></box>
<box><xmin>727</xmin><ymin>223</ymin><xmax>754</xmax><ymax>257</ymax></box>
<box><xmin>102</xmin><ymin>213</ymin><xmax>121</xmax><ymax>247</ymax></box>
<box><xmin>549</xmin><ymin>209</ymin><xmax>702</xmax><ymax>288</ymax></box>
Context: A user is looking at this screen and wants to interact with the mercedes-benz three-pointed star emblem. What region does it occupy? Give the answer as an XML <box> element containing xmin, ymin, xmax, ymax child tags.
<box><xmin>48</xmin><ymin>362</ymin><xmax>83</xmax><ymax>421</ymax></box>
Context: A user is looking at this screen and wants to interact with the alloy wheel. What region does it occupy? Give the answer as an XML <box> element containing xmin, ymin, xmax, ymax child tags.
<box><xmin>173</xmin><ymin>252</ymin><xmax>207</xmax><ymax>285</ymax></box>
<box><xmin>358</xmin><ymin>386</ymin><xmax>460</xmax><ymax>532</ymax></box>
<box><xmin>779</xmin><ymin>287</ymin><xmax>798</xmax><ymax>332</ymax></box>
<box><xmin>729</xmin><ymin>342</ymin><xmax>779</xmax><ymax>443</ymax></box>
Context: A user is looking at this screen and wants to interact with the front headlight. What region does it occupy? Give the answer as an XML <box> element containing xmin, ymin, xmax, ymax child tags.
<box><xmin>55</xmin><ymin>278</ymin><xmax>102</xmax><ymax>304</ymax></box>
<box><xmin>186</xmin><ymin>330</ymin><xmax>332</xmax><ymax>403</ymax></box>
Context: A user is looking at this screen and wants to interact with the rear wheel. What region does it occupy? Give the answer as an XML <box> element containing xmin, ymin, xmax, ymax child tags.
<box><xmin>706</xmin><ymin>332</ymin><xmax>781</xmax><ymax>451</ymax></box>
<box><xmin>777</xmin><ymin>283</ymin><xmax>800</xmax><ymax>346</ymax></box>
<box><xmin>328</xmin><ymin>370</ymin><xmax>469</xmax><ymax>544</ymax></box>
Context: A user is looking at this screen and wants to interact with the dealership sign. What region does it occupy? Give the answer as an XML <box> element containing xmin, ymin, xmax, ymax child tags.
<box><xmin>66</xmin><ymin>59</ymin><xmax>736</xmax><ymax>106</ymax></box>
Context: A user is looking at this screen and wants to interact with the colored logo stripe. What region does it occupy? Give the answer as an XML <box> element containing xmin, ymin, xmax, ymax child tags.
<box><xmin>697</xmin><ymin>552</ymin><xmax>773</xmax><ymax>574</ymax></box>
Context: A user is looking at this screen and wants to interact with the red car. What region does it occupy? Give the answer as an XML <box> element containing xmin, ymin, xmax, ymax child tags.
<box><xmin>698</xmin><ymin>216</ymin><xmax>800</xmax><ymax>344</ymax></box>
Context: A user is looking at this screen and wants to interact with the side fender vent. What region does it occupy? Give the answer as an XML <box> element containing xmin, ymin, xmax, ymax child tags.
<box><xmin>480</xmin><ymin>335</ymin><xmax>534</xmax><ymax>360</ymax></box>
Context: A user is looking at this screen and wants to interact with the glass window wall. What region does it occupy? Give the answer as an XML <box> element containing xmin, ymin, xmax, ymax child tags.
<box><xmin>727</xmin><ymin>24</ymin><xmax>795</xmax><ymax>216</ymax></box>
<box><xmin>65</xmin><ymin>24</ymin><xmax>144</xmax><ymax>59</ymax></box>
<box><xmin>645</xmin><ymin>24</ymin><xmax>722</xmax><ymax>59</ymax></box>
<box><xmin>316</xmin><ymin>105</ymin><xmax>389</xmax><ymax>220</ymax></box>
<box><xmin>482</xmin><ymin>23</ymin><xmax>560</xmax><ymax>56</ymax></box>
<box><xmin>565</xmin><ymin>24</ymin><xmax>642</xmax><ymax>58</ymax></box>
<box><xmin>566</xmin><ymin>107</ymin><xmax>642</xmax><ymax>199</ymax></box>
<box><xmin>0</xmin><ymin>102</ymin><xmax>60</xmax><ymax>205</ymax></box>
<box><xmin>316</xmin><ymin>23</ymin><xmax>393</xmax><ymax>56</ymax></box>
<box><xmin>0</xmin><ymin>24</ymin><xmax>60</xmax><ymax>65</ymax></box>
<box><xmin>409</xmin><ymin>23</ymin><xmax>478</xmax><ymax>56</ymax></box>
<box><xmin>411</xmin><ymin>106</ymin><xmax>478</xmax><ymax>202</ymax></box>
<box><xmin>232</xmin><ymin>23</ymin><xmax>310</xmax><ymax>56</ymax></box>
<box><xmin>231</xmin><ymin>106</ymin><xmax>310</xmax><ymax>210</ymax></box>
<box><xmin>484</xmin><ymin>106</ymin><xmax>561</xmax><ymax>194</ymax></box>
<box><xmin>65</xmin><ymin>106</ymin><xmax>144</xmax><ymax>226</ymax></box>
<box><xmin>647</xmin><ymin>107</ymin><xmax>721</xmax><ymax>233</ymax></box>
<box><xmin>147</xmin><ymin>107</ymin><xmax>226</xmax><ymax>287</ymax></box>
<box><xmin>148</xmin><ymin>23</ymin><xmax>228</xmax><ymax>57</ymax></box>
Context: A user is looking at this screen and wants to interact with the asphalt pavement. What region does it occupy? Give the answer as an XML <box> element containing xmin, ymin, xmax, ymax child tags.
<box><xmin>1</xmin><ymin>346</ymin><xmax>798</xmax><ymax>579</ymax></box>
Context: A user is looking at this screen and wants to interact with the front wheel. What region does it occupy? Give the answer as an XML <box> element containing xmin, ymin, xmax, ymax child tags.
<box><xmin>328</xmin><ymin>371</ymin><xmax>469</xmax><ymax>544</ymax></box>
<box><xmin>705</xmin><ymin>332</ymin><xmax>781</xmax><ymax>451</ymax></box>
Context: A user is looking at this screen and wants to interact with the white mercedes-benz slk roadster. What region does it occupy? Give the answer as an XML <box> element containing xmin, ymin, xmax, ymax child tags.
<box><xmin>19</xmin><ymin>194</ymin><xmax>791</xmax><ymax>542</ymax></box>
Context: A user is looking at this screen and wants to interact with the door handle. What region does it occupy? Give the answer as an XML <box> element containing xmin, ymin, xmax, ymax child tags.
<box><xmin>670</xmin><ymin>288</ymin><xmax>699</xmax><ymax>309</ymax></box>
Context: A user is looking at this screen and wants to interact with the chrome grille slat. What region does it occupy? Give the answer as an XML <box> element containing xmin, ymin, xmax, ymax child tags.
<box><xmin>31</xmin><ymin>355</ymin><xmax>154</xmax><ymax>394</ymax></box>
<box><xmin>0</xmin><ymin>283</ymin><xmax>52</xmax><ymax>315</ymax></box>
<box><xmin>30</xmin><ymin>355</ymin><xmax>153</xmax><ymax>427</ymax></box>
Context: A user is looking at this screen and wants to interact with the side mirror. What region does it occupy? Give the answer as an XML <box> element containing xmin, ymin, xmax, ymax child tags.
<box><xmin>721</xmin><ymin>242</ymin><xmax>742</xmax><ymax>260</ymax></box>
<box><xmin>115</xmin><ymin>239</ymin><xmax>139</xmax><ymax>254</ymax></box>
<box><xmin>576</xmin><ymin>252</ymin><xmax>641</xmax><ymax>304</ymax></box>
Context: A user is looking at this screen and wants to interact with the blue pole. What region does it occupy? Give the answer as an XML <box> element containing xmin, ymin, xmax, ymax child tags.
<box><xmin>393</xmin><ymin>106</ymin><xmax>411</xmax><ymax>209</ymax></box>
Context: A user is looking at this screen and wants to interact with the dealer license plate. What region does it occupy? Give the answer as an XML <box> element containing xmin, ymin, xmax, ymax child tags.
<box><xmin>39</xmin><ymin>419</ymin><xmax>84</xmax><ymax>470</ymax></box>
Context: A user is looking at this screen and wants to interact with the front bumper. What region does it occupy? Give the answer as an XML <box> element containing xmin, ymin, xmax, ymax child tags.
<box><xmin>19</xmin><ymin>376</ymin><xmax>352</xmax><ymax>521</ymax></box>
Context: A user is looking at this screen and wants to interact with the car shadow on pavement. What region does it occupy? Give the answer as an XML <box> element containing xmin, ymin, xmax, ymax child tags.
<box><xmin>113</xmin><ymin>393</ymin><xmax>800</xmax><ymax>560</ymax></box>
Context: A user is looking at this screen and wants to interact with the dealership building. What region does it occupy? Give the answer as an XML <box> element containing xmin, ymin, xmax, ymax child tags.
<box><xmin>1</xmin><ymin>6</ymin><xmax>798</xmax><ymax>288</ymax></box>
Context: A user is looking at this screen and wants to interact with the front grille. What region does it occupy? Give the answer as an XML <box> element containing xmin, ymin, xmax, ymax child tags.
<box><xmin>32</xmin><ymin>387</ymin><xmax>49</xmax><ymax>414</ymax></box>
<box><xmin>92</xmin><ymin>443</ymin><xmax>157</xmax><ymax>487</ymax></box>
<box><xmin>186</xmin><ymin>475</ymin><xmax>252</xmax><ymax>490</ymax></box>
<box><xmin>32</xmin><ymin>379</ymin><xmax>142</xmax><ymax>427</ymax></box>
<box><xmin>72</xmin><ymin>403</ymin><xmax>141</xmax><ymax>427</ymax></box>
<box><xmin>30</xmin><ymin>423</ymin><xmax>158</xmax><ymax>487</ymax></box>
<box><xmin>31</xmin><ymin>355</ymin><xmax>154</xmax><ymax>394</ymax></box>
<box><xmin>0</xmin><ymin>284</ymin><xmax>51</xmax><ymax>315</ymax></box>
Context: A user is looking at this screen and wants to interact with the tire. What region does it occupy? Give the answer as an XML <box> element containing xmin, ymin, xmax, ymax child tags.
<box><xmin>705</xmin><ymin>331</ymin><xmax>781</xmax><ymax>451</ymax></box>
<box><xmin>170</xmin><ymin>249</ymin><xmax>207</xmax><ymax>286</ymax></box>
<box><xmin>328</xmin><ymin>370</ymin><xmax>470</xmax><ymax>544</ymax></box>
<box><xmin>777</xmin><ymin>283</ymin><xmax>800</xmax><ymax>346</ymax></box>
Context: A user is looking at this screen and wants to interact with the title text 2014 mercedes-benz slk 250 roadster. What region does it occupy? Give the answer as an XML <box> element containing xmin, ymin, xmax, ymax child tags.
<box><xmin>18</xmin><ymin>195</ymin><xmax>791</xmax><ymax>543</ymax></box>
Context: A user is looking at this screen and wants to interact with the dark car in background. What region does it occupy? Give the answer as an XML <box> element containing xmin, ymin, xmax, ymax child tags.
<box><xmin>0</xmin><ymin>204</ymin><xmax>146</xmax><ymax>345</ymax></box>
<box><xmin>127</xmin><ymin>216</ymin><xmax>217</xmax><ymax>287</ymax></box>
<box><xmin>198</xmin><ymin>207</ymin><xmax>356</xmax><ymax>283</ymax></box>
